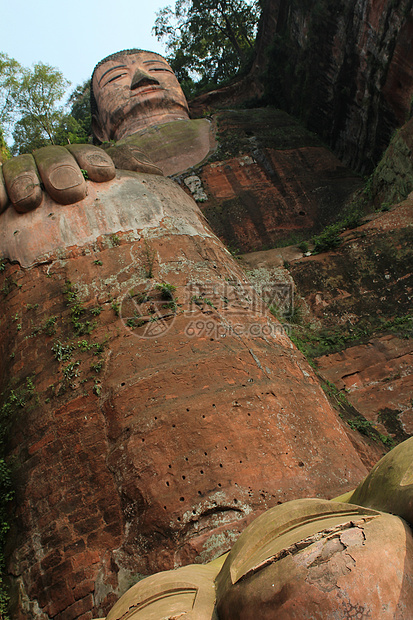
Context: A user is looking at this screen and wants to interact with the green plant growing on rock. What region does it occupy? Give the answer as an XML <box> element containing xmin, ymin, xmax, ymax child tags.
<box><xmin>93</xmin><ymin>380</ymin><xmax>102</xmax><ymax>396</ymax></box>
<box><xmin>52</xmin><ymin>340</ymin><xmax>74</xmax><ymax>362</ymax></box>
<box><xmin>130</xmin><ymin>291</ymin><xmax>149</xmax><ymax>303</ymax></box>
<box><xmin>0</xmin><ymin>375</ymin><xmax>37</xmax><ymax>617</ymax></box>
<box><xmin>90</xmin><ymin>360</ymin><xmax>104</xmax><ymax>374</ymax></box>
<box><xmin>42</xmin><ymin>316</ymin><xmax>57</xmax><ymax>336</ymax></box>
<box><xmin>62</xmin><ymin>360</ymin><xmax>81</xmax><ymax>382</ymax></box>
<box><xmin>155</xmin><ymin>282</ymin><xmax>176</xmax><ymax>300</ymax></box>
<box><xmin>0</xmin><ymin>456</ymin><xmax>13</xmax><ymax>618</ymax></box>
<box><xmin>111</xmin><ymin>300</ymin><xmax>120</xmax><ymax>316</ymax></box>
<box><xmin>312</xmin><ymin>223</ymin><xmax>342</xmax><ymax>254</ymax></box>
<box><xmin>141</xmin><ymin>239</ymin><xmax>156</xmax><ymax>278</ymax></box>
<box><xmin>63</xmin><ymin>281</ymin><xmax>96</xmax><ymax>335</ymax></box>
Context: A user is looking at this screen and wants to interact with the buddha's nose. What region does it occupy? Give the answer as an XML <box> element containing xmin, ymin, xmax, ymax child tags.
<box><xmin>130</xmin><ymin>69</ymin><xmax>160</xmax><ymax>90</ymax></box>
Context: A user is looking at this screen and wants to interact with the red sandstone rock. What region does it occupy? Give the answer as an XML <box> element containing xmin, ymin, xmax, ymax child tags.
<box><xmin>198</xmin><ymin>0</ymin><xmax>413</xmax><ymax>173</ymax></box>
<box><xmin>316</xmin><ymin>335</ymin><xmax>413</xmax><ymax>439</ymax></box>
<box><xmin>181</xmin><ymin>109</ymin><xmax>362</xmax><ymax>253</ymax></box>
<box><xmin>1</xmin><ymin>173</ymin><xmax>368</xmax><ymax>618</ymax></box>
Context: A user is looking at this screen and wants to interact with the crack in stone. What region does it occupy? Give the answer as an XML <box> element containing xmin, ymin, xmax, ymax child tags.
<box><xmin>237</xmin><ymin>517</ymin><xmax>376</xmax><ymax>584</ymax></box>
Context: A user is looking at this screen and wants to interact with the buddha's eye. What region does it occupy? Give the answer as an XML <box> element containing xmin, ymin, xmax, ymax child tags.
<box><xmin>104</xmin><ymin>73</ymin><xmax>127</xmax><ymax>85</ymax></box>
<box><xmin>148</xmin><ymin>67</ymin><xmax>174</xmax><ymax>75</ymax></box>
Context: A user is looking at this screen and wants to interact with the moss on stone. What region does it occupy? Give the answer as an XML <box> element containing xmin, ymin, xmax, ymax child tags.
<box><xmin>370</xmin><ymin>119</ymin><xmax>413</xmax><ymax>206</ymax></box>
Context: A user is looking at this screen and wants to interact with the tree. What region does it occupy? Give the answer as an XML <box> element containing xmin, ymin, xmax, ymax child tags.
<box><xmin>10</xmin><ymin>62</ymin><xmax>70</xmax><ymax>154</ymax></box>
<box><xmin>10</xmin><ymin>115</ymin><xmax>47</xmax><ymax>155</ymax></box>
<box><xmin>53</xmin><ymin>81</ymin><xmax>92</xmax><ymax>146</ymax></box>
<box><xmin>0</xmin><ymin>127</ymin><xmax>9</xmax><ymax>162</ymax></box>
<box><xmin>0</xmin><ymin>53</ymin><xmax>23</xmax><ymax>145</ymax></box>
<box><xmin>153</xmin><ymin>0</ymin><xmax>261</xmax><ymax>96</ymax></box>
<box><xmin>0</xmin><ymin>54</ymin><xmax>22</xmax><ymax>126</ymax></box>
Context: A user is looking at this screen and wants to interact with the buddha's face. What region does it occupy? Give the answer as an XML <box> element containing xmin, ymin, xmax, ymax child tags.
<box><xmin>92</xmin><ymin>51</ymin><xmax>190</xmax><ymax>142</ymax></box>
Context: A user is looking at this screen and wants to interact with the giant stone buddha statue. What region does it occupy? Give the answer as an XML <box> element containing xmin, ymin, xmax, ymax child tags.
<box><xmin>1</xmin><ymin>50</ymin><xmax>372</xmax><ymax>619</ymax></box>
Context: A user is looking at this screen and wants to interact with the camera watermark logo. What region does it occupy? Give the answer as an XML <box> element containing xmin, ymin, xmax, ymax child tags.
<box><xmin>120</xmin><ymin>279</ymin><xmax>293</xmax><ymax>339</ymax></box>
<box><xmin>184</xmin><ymin>319</ymin><xmax>290</xmax><ymax>339</ymax></box>
<box><xmin>119</xmin><ymin>281</ymin><xmax>178</xmax><ymax>339</ymax></box>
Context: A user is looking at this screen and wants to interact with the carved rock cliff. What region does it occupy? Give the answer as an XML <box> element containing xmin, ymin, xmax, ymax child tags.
<box><xmin>192</xmin><ymin>0</ymin><xmax>413</xmax><ymax>174</ymax></box>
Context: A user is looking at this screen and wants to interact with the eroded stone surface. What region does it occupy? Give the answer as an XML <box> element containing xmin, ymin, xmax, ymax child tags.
<box><xmin>316</xmin><ymin>335</ymin><xmax>413</xmax><ymax>439</ymax></box>
<box><xmin>183</xmin><ymin>109</ymin><xmax>362</xmax><ymax>253</ymax></box>
<box><xmin>1</xmin><ymin>174</ymin><xmax>368</xmax><ymax>619</ymax></box>
<box><xmin>245</xmin><ymin>0</ymin><xmax>413</xmax><ymax>173</ymax></box>
<box><xmin>216</xmin><ymin>499</ymin><xmax>413</xmax><ymax>619</ymax></box>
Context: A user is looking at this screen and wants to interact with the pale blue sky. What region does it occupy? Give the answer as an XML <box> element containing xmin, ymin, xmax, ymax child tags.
<box><xmin>1</xmin><ymin>0</ymin><xmax>169</xmax><ymax>94</ymax></box>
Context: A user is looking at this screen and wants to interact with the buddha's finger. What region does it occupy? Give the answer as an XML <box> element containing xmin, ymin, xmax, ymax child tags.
<box><xmin>34</xmin><ymin>145</ymin><xmax>87</xmax><ymax>205</ymax></box>
<box><xmin>105</xmin><ymin>144</ymin><xmax>163</xmax><ymax>176</ymax></box>
<box><xmin>0</xmin><ymin>167</ymin><xmax>9</xmax><ymax>214</ymax></box>
<box><xmin>66</xmin><ymin>144</ymin><xmax>116</xmax><ymax>183</ymax></box>
<box><xmin>2</xmin><ymin>154</ymin><xmax>43</xmax><ymax>213</ymax></box>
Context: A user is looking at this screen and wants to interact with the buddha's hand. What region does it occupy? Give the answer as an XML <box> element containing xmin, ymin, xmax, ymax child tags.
<box><xmin>0</xmin><ymin>144</ymin><xmax>116</xmax><ymax>214</ymax></box>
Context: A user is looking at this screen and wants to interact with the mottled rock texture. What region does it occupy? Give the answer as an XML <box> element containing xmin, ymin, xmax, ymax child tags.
<box><xmin>1</xmin><ymin>174</ymin><xmax>368</xmax><ymax>619</ymax></box>
<box><xmin>192</xmin><ymin>0</ymin><xmax>413</xmax><ymax>173</ymax></box>
<box><xmin>243</xmin><ymin>196</ymin><xmax>413</xmax><ymax>447</ymax></box>
<box><xmin>370</xmin><ymin>116</ymin><xmax>413</xmax><ymax>206</ymax></box>
<box><xmin>177</xmin><ymin>109</ymin><xmax>362</xmax><ymax>252</ymax></box>
<box><xmin>264</xmin><ymin>0</ymin><xmax>413</xmax><ymax>172</ymax></box>
<box><xmin>316</xmin><ymin>335</ymin><xmax>413</xmax><ymax>440</ymax></box>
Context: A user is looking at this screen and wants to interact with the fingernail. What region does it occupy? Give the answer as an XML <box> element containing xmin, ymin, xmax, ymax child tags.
<box><xmin>49</xmin><ymin>165</ymin><xmax>83</xmax><ymax>190</ymax></box>
<box><xmin>11</xmin><ymin>174</ymin><xmax>39</xmax><ymax>203</ymax></box>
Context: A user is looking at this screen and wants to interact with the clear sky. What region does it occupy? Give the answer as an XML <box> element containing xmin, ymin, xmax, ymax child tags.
<box><xmin>1</xmin><ymin>0</ymin><xmax>169</xmax><ymax>94</ymax></box>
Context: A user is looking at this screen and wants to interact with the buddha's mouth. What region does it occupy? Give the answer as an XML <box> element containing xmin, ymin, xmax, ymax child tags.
<box><xmin>131</xmin><ymin>85</ymin><xmax>164</xmax><ymax>96</ymax></box>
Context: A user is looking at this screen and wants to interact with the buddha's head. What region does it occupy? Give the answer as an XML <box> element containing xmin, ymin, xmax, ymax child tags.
<box><xmin>91</xmin><ymin>49</ymin><xmax>190</xmax><ymax>143</ymax></box>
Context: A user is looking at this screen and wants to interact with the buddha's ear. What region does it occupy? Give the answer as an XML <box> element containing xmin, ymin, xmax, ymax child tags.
<box><xmin>92</xmin><ymin>114</ymin><xmax>108</xmax><ymax>144</ymax></box>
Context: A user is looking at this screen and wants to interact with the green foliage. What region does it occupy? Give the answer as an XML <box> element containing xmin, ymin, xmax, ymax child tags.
<box><xmin>311</xmin><ymin>199</ymin><xmax>365</xmax><ymax>254</ymax></box>
<box><xmin>62</xmin><ymin>360</ymin><xmax>81</xmax><ymax>383</ymax></box>
<box><xmin>0</xmin><ymin>127</ymin><xmax>9</xmax><ymax>162</ymax></box>
<box><xmin>191</xmin><ymin>294</ymin><xmax>215</xmax><ymax>308</ymax></box>
<box><xmin>0</xmin><ymin>53</ymin><xmax>23</xmax><ymax>142</ymax></box>
<box><xmin>90</xmin><ymin>360</ymin><xmax>104</xmax><ymax>374</ymax></box>
<box><xmin>141</xmin><ymin>240</ymin><xmax>156</xmax><ymax>278</ymax></box>
<box><xmin>346</xmin><ymin>416</ymin><xmax>393</xmax><ymax>446</ymax></box>
<box><xmin>42</xmin><ymin>316</ymin><xmax>57</xmax><ymax>337</ymax></box>
<box><xmin>111</xmin><ymin>300</ymin><xmax>120</xmax><ymax>317</ymax></box>
<box><xmin>11</xmin><ymin>114</ymin><xmax>49</xmax><ymax>154</ymax></box>
<box><xmin>153</xmin><ymin>0</ymin><xmax>261</xmax><ymax>97</ymax></box>
<box><xmin>63</xmin><ymin>281</ymin><xmax>96</xmax><ymax>335</ymax></box>
<box><xmin>289</xmin><ymin>314</ymin><xmax>412</xmax><ymax>361</ymax></box>
<box><xmin>53</xmin><ymin>81</ymin><xmax>92</xmax><ymax>146</ymax></box>
<box><xmin>0</xmin><ymin>456</ymin><xmax>13</xmax><ymax>618</ymax></box>
<box><xmin>0</xmin><ymin>376</ymin><xmax>36</xmax><ymax>616</ymax></box>
<box><xmin>10</xmin><ymin>62</ymin><xmax>70</xmax><ymax>154</ymax></box>
<box><xmin>312</xmin><ymin>222</ymin><xmax>342</xmax><ymax>254</ymax></box>
<box><xmin>155</xmin><ymin>282</ymin><xmax>176</xmax><ymax>300</ymax></box>
<box><xmin>52</xmin><ymin>340</ymin><xmax>74</xmax><ymax>362</ymax></box>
